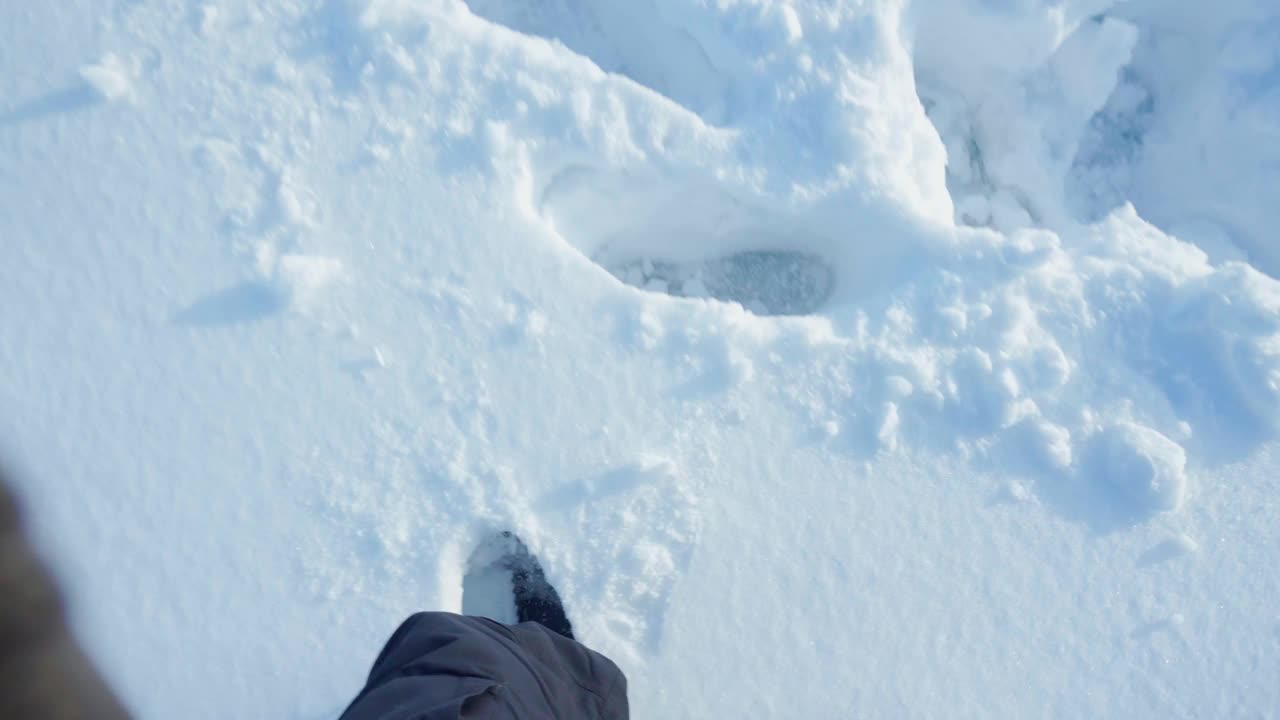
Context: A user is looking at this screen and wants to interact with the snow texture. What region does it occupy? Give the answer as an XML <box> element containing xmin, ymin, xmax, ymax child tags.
<box><xmin>1</xmin><ymin>0</ymin><xmax>1279</xmax><ymax>718</ymax></box>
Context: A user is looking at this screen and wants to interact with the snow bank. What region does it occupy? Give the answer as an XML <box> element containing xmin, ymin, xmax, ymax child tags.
<box><xmin>915</xmin><ymin>0</ymin><xmax>1280</xmax><ymax>275</ymax></box>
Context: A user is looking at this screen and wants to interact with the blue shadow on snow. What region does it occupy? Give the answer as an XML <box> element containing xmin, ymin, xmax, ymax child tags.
<box><xmin>175</xmin><ymin>282</ymin><xmax>285</xmax><ymax>327</ymax></box>
<box><xmin>0</xmin><ymin>86</ymin><xmax>100</xmax><ymax>127</ymax></box>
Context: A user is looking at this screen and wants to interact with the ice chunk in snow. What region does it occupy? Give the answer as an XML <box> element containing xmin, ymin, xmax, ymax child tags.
<box><xmin>270</xmin><ymin>254</ymin><xmax>342</xmax><ymax>308</ymax></box>
<box><xmin>79</xmin><ymin>53</ymin><xmax>133</xmax><ymax>102</ymax></box>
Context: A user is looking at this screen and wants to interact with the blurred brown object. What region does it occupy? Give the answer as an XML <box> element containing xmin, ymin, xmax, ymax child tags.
<box><xmin>0</xmin><ymin>468</ymin><xmax>131</xmax><ymax>719</ymax></box>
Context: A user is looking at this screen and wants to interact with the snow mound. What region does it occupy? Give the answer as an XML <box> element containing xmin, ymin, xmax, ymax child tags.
<box><xmin>1088</xmin><ymin>421</ymin><xmax>1188</xmax><ymax>514</ymax></box>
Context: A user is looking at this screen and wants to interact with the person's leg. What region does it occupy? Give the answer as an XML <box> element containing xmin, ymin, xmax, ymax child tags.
<box><xmin>339</xmin><ymin>613</ymin><xmax>504</xmax><ymax>719</ymax></box>
<box><xmin>0</xmin><ymin>468</ymin><xmax>132</xmax><ymax>720</ymax></box>
<box><xmin>339</xmin><ymin>612</ymin><xmax>629</xmax><ymax>719</ymax></box>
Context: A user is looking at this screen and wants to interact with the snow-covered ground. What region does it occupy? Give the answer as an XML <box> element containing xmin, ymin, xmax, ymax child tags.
<box><xmin>3</xmin><ymin>0</ymin><xmax>1279</xmax><ymax>717</ymax></box>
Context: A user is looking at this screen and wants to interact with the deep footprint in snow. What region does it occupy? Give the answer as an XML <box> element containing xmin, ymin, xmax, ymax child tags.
<box><xmin>609</xmin><ymin>250</ymin><xmax>835</xmax><ymax>316</ymax></box>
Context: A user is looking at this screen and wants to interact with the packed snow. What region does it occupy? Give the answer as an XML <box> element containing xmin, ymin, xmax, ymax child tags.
<box><xmin>2</xmin><ymin>0</ymin><xmax>1278</xmax><ymax>718</ymax></box>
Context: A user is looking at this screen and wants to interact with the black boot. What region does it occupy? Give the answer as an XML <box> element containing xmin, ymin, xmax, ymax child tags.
<box><xmin>466</xmin><ymin>531</ymin><xmax>575</xmax><ymax>640</ymax></box>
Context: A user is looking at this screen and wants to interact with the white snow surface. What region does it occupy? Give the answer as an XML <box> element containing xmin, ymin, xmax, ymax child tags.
<box><xmin>3</xmin><ymin>0</ymin><xmax>1280</xmax><ymax>718</ymax></box>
